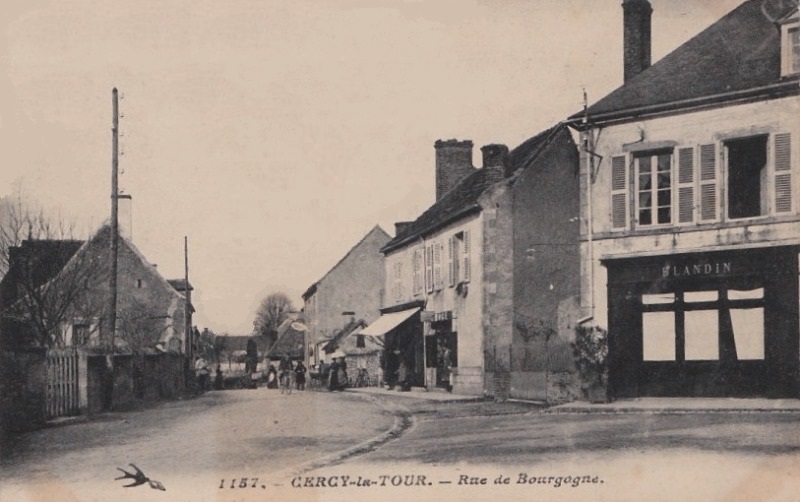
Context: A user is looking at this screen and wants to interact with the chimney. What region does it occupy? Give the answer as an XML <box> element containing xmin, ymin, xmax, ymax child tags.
<box><xmin>394</xmin><ymin>221</ymin><xmax>414</xmax><ymax>237</ymax></box>
<box><xmin>481</xmin><ymin>144</ymin><xmax>510</xmax><ymax>176</ymax></box>
<box><xmin>118</xmin><ymin>194</ymin><xmax>133</xmax><ymax>241</ymax></box>
<box><xmin>623</xmin><ymin>0</ymin><xmax>652</xmax><ymax>83</ymax></box>
<box><xmin>434</xmin><ymin>139</ymin><xmax>475</xmax><ymax>201</ymax></box>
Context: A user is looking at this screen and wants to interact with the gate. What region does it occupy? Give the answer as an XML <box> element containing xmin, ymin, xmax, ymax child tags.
<box><xmin>46</xmin><ymin>349</ymin><xmax>80</xmax><ymax>419</ymax></box>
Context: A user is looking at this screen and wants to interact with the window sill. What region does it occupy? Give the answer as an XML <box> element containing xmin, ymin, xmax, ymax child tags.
<box><xmin>593</xmin><ymin>213</ymin><xmax>800</xmax><ymax>241</ymax></box>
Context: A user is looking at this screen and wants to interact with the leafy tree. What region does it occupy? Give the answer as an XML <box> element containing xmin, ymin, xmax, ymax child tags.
<box><xmin>253</xmin><ymin>292</ymin><xmax>294</xmax><ymax>347</ymax></box>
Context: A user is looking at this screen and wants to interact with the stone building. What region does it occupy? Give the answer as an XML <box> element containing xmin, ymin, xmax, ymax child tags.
<box><xmin>568</xmin><ymin>0</ymin><xmax>800</xmax><ymax>398</ymax></box>
<box><xmin>371</xmin><ymin>124</ymin><xmax>580</xmax><ymax>398</ymax></box>
<box><xmin>302</xmin><ymin>225</ymin><xmax>390</xmax><ymax>366</ymax></box>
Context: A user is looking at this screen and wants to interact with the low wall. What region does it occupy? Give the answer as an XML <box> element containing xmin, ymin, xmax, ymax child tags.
<box><xmin>0</xmin><ymin>349</ymin><xmax>47</xmax><ymax>445</ymax></box>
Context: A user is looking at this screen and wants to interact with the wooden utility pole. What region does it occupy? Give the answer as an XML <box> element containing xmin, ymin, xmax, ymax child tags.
<box><xmin>109</xmin><ymin>88</ymin><xmax>120</xmax><ymax>352</ymax></box>
<box><xmin>184</xmin><ymin>236</ymin><xmax>191</xmax><ymax>360</ymax></box>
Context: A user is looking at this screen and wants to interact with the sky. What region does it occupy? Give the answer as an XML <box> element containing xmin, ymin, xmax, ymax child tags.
<box><xmin>0</xmin><ymin>0</ymin><xmax>745</xmax><ymax>334</ymax></box>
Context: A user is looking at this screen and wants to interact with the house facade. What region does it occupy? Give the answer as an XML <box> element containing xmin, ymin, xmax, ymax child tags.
<box><xmin>302</xmin><ymin>225</ymin><xmax>390</xmax><ymax>365</ymax></box>
<box><xmin>375</xmin><ymin>125</ymin><xmax>580</xmax><ymax>398</ymax></box>
<box><xmin>569</xmin><ymin>0</ymin><xmax>800</xmax><ymax>398</ymax></box>
<box><xmin>0</xmin><ymin>225</ymin><xmax>193</xmax><ymax>353</ymax></box>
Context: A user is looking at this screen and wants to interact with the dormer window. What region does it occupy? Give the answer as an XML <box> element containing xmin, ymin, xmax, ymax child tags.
<box><xmin>779</xmin><ymin>12</ymin><xmax>799</xmax><ymax>77</ymax></box>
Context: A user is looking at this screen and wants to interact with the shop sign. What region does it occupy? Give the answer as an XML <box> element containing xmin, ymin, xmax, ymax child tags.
<box><xmin>432</xmin><ymin>311</ymin><xmax>453</xmax><ymax>322</ymax></box>
<box><xmin>661</xmin><ymin>261</ymin><xmax>732</xmax><ymax>278</ymax></box>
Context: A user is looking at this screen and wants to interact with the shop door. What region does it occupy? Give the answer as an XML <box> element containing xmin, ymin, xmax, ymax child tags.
<box><xmin>426</xmin><ymin>327</ymin><xmax>458</xmax><ymax>389</ymax></box>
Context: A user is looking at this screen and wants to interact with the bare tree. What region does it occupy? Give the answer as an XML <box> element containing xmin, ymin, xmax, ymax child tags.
<box><xmin>0</xmin><ymin>193</ymin><xmax>106</xmax><ymax>348</ymax></box>
<box><xmin>116</xmin><ymin>297</ymin><xmax>172</xmax><ymax>354</ymax></box>
<box><xmin>253</xmin><ymin>292</ymin><xmax>294</xmax><ymax>347</ymax></box>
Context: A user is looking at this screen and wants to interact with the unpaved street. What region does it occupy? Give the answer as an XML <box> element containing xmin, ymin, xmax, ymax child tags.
<box><xmin>0</xmin><ymin>388</ymin><xmax>395</xmax><ymax>502</ymax></box>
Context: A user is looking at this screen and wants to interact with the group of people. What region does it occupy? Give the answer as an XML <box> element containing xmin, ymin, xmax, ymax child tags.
<box><xmin>266</xmin><ymin>354</ymin><xmax>307</xmax><ymax>391</ymax></box>
<box><xmin>314</xmin><ymin>357</ymin><xmax>348</xmax><ymax>391</ymax></box>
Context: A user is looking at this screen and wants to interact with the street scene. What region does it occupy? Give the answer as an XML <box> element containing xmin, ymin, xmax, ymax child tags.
<box><xmin>2</xmin><ymin>0</ymin><xmax>800</xmax><ymax>501</ymax></box>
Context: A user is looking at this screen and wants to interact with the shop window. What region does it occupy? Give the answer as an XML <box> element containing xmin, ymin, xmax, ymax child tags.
<box><xmin>642</xmin><ymin>312</ymin><xmax>675</xmax><ymax>361</ymax></box>
<box><xmin>684</xmin><ymin>310</ymin><xmax>719</xmax><ymax>360</ymax></box>
<box><xmin>684</xmin><ymin>290</ymin><xmax>719</xmax><ymax>302</ymax></box>
<box><xmin>728</xmin><ymin>288</ymin><xmax>764</xmax><ymax>300</ymax></box>
<box><xmin>730</xmin><ymin>308</ymin><xmax>765</xmax><ymax>360</ymax></box>
<box><xmin>726</xmin><ymin>136</ymin><xmax>768</xmax><ymax>220</ymax></box>
<box><xmin>642</xmin><ymin>293</ymin><xmax>674</xmax><ymax>305</ymax></box>
<box><xmin>635</xmin><ymin>151</ymin><xmax>673</xmax><ymax>226</ymax></box>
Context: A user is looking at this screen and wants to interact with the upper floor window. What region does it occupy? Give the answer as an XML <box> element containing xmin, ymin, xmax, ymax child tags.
<box><xmin>609</xmin><ymin>132</ymin><xmax>793</xmax><ymax>231</ymax></box>
<box><xmin>635</xmin><ymin>150</ymin><xmax>672</xmax><ymax>226</ymax></box>
<box><xmin>780</xmin><ymin>13</ymin><xmax>800</xmax><ymax>77</ymax></box>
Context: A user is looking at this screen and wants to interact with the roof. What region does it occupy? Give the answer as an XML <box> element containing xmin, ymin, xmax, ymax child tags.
<box><xmin>302</xmin><ymin>225</ymin><xmax>391</xmax><ymax>301</ymax></box>
<box><xmin>381</xmin><ymin>124</ymin><xmax>568</xmax><ymax>253</ymax></box>
<box><xmin>266</xmin><ymin>317</ymin><xmax>307</xmax><ymax>359</ymax></box>
<box><xmin>321</xmin><ymin>318</ymin><xmax>366</xmax><ymax>354</ymax></box>
<box><xmin>0</xmin><ymin>239</ymin><xmax>83</xmax><ymax>307</ymax></box>
<box><xmin>570</xmin><ymin>0</ymin><xmax>799</xmax><ymax>125</ymax></box>
<box><xmin>167</xmin><ymin>279</ymin><xmax>193</xmax><ymax>293</ymax></box>
<box><xmin>217</xmin><ymin>335</ymin><xmax>273</xmax><ymax>352</ymax></box>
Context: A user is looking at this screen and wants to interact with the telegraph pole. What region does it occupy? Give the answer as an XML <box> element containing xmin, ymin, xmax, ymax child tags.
<box><xmin>109</xmin><ymin>88</ymin><xmax>120</xmax><ymax>352</ymax></box>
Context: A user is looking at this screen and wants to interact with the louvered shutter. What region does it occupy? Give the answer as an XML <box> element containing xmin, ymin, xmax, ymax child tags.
<box><xmin>462</xmin><ymin>230</ymin><xmax>471</xmax><ymax>283</ymax></box>
<box><xmin>412</xmin><ymin>249</ymin><xmax>421</xmax><ymax>294</ymax></box>
<box><xmin>677</xmin><ymin>147</ymin><xmax>695</xmax><ymax>224</ymax></box>
<box><xmin>425</xmin><ymin>244</ymin><xmax>433</xmax><ymax>293</ymax></box>
<box><xmin>774</xmin><ymin>133</ymin><xmax>792</xmax><ymax>214</ymax></box>
<box><xmin>699</xmin><ymin>144</ymin><xmax>718</xmax><ymax>221</ymax></box>
<box><xmin>610</xmin><ymin>156</ymin><xmax>628</xmax><ymax>229</ymax></box>
<box><xmin>433</xmin><ymin>242</ymin><xmax>442</xmax><ymax>290</ymax></box>
<box><xmin>447</xmin><ymin>237</ymin><xmax>455</xmax><ymax>287</ymax></box>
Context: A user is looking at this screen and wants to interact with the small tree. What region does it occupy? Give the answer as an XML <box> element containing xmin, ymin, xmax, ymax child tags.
<box><xmin>572</xmin><ymin>325</ymin><xmax>609</xmax><ymax>402</ymax></box>
<box><xmin>253</xmin><ymin>292</ymin><xmax>294</xmax><ymax>347</ymax></box>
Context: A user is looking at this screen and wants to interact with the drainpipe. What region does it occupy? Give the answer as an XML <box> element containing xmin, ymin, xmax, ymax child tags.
<box><xmin>583</xmin><ymin>90</ymin><xmax>596</xmax><ymax>324</ymax></box>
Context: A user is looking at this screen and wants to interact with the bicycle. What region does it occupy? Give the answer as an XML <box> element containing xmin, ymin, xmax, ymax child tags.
<box><xmin>353</xmin><ymin>368</ymin><xmax>369</xmax><ymax>388</ymax></box>
<box><xmin>279</xmin><ymin>370</ymin><xmax>293</xmax><ymax>395</ymax></box>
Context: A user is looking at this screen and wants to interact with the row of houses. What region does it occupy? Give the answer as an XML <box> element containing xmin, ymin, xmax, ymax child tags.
<box><xmin>301</xmin><ymin>0</ymin><xmax>800</xmax><ymax>401</ymax></box>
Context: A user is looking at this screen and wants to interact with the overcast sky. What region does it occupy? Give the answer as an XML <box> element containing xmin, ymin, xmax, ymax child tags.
<box><xmin>1</xmin><ymin>0</ymin><xmax>744</xmax><ymax>334</ymax></box>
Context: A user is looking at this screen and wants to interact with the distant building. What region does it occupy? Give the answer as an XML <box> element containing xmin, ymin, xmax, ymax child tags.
<box><xmin>301</xmin><ymin>225</ymin><xmax>390</xmax><ymax>365</ymax></box>
<box><xmin>372</xmin><ymin>124</ymin><xmax>580</xmax><ymax>398</ymax></box>
<box><xmin>568</xmin><ymin>0</ymin><xmax>800</xmax><ymax>398</ymax></box>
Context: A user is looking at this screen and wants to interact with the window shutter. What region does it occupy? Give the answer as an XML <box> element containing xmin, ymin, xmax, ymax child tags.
<box><xmin>412</xmin><ymin>249</ymin><xmax>421</xmax><ymax>294</ymax></box>
<box><xmin>610</xmin><ymin>156</ymin><xmax>628</xmax><ymax>229</ymax></box>
<box><xmin>447</xmin><ymin>237</ymin><xmax>455</xmax><ymax>287</ymax></box>
<box><xmin>425</xmin><ymin>244</ymin><xmax>433</xmax><ymax>293</ymax></box>
<box><xmin>677</xmin><ymin>147</ymin><xmax>695</xmax><ymax>224</ymax></box>
<box><xmin>774</xmin><ymin>133</ymin><xmax>792</xmax><ymax>214</ymax></box>
<box><xmin>462</xmin><ymin>230</ymin><xmax>471</xmax><ymax>283</ymax></box>
<box><xmin>699</xmin><ymin>144</ymin><xmax>718</xmax><ymax>221</ymax></box>
<box><xmin>433</xmin><ymin>242</ymin><xmax>442</xmax><ymax>290</ymax></box>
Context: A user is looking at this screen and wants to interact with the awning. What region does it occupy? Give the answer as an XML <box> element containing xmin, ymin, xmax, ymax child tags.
<box><xmin>359</xmin><ymin>307</ymin><xmax>420</xmax><ymax>337</ymax></box>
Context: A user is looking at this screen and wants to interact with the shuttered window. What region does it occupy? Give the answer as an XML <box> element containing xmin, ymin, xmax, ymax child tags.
<box><xmin>462</xmin><ymin>230</ymin><xmax>471</xmax><ymax>283</ymax></box>
<box><xmin>699</xmin><ymin>144</ymin><xmax>718</xmax><ymax>221</ymax></box>
<box><xmin>425</xmin><ymin>244</ymin><xmax>433</xmax><ymax>293</ymax></box>
<box><xmin>433</xmin><ymin>242</ymin><xmax>442</xmax><ymax>291</ymax></box>
<box><xmin>635</xmin><ymin>150</ymin><xmax>673</xmax><ymax>227</ymax></box>
<box><xmin>412</xmin><ymin>248</ymin><xmax>423</xmax><ymax>295</ymax></box>
<box><xmin>677</xmin><ymin>147</ymin><xmax>695</xmax><ymax>224</ymax></box>
<box><xmin>774</xmin><ymin>132</ymin><xmax>792</xmax><ymax>214</ymax></box>
<box><xmin>610</xmin><ymin>156</ymin><xmax>628</xmax><ymax>229</ymax></box>
<box><xmin>447</xmin><ymin>237</ymin><xmax>456</xmax><ymax>287</ymax></box>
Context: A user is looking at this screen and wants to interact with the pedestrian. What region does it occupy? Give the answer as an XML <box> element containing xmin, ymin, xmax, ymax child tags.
<box><xmin>194</xmin><ymin>356</ymin><xmax>210</xmax><ymax>392</ymax></box>
<box><xmin>397</xmin><ymin>358</ymin><xmax>409</xmax><ymax>392</ymax></box>
<box><xmin>337</xmin><ymin>357</ymin><xmax>348</xmax><ymax>390</ymax></box>
<box><xmin>442</xmin><ymin>347</ymin><xmax>453</xmax><ymax>393</ymax></box>
<box><xmin>266</xmin><ymin>364</ymin><xmax>278</xmax><ymax>389</ymax></box>
<box><xmin>214</xmin><ymin>364</ymin><xmax>224</xmax><ymax>390</ymax></box>
<box><xmin>295</xmin><ymin>360</ymin><xmax>307</xmax><ymax>391</ymax></box>
<box><xmin>328</xmin><ymin>358</ymin><xmax>340</xmax><ymax>391</ymax></box>
<box><xmin>278</xmin><ymin>354</ymin><xmax>294</xmax><ymax>393</ymax></box>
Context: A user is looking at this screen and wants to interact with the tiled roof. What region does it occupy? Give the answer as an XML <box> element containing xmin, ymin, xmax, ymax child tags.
<box><xmin>382</xmin><ymin>124</ymin><xmax>567</xmax><ymax>253</ymax></box>
<box><xmin>571</xmin><ymin>0</ymin><xmax>799</xmax><ymax>123</ymax></box>
<box><xmin>321</xmin><ymin>318</ymin><xmax>366</xmax><ymax>354</ymax></box>
<box><xmin>0</xmin><ymin>239</ymin><xmax>84</xmax><ymax>307</ymax></box>
<box><xmin>167</xmin><ymin>279</ymin><xmax>193</xmax><ymax>292</ymax></box>
<box><xmin>266</xmin><ymin>318</ymin><xmax>306</xmax><ymax>360</ymax></box>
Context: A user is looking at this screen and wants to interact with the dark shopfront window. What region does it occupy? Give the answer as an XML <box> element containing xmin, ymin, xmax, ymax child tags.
<box><xmin>641</xmin><ymin>281</ymin><xmax>765</xmax><ymax>363</ymax></box>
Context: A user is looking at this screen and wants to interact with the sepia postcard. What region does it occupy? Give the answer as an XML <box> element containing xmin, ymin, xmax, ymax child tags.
<box><xmin>1</xmin><ymin>1</ymin><xmax>799</xmax><ymax>501</ymax></box>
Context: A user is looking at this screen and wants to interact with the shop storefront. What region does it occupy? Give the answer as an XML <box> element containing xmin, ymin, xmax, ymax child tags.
<box><xmin>361</xmin><ymin>303</ymin><xmax>424</xmax><ymax>388</ymax></box>
<box><xmin>604</xmin><ymin>246</ymin><xmax>799</xmax><ymax>398</ymax></box>
<box><xmin>423</xmin><ymin>310</ymin><xmax>458</xmax><ymax>390</ymax></box>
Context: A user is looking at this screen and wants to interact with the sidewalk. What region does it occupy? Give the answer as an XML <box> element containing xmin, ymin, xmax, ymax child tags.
<box><xmin>544</xmin><ymin>397</ymin><xmax>800</xmax><ymax>414</ymax></box>
<box><xmin>345</xmin><ymin>385</ymin><xmax>485</xmax><ymax>402</ymax></box>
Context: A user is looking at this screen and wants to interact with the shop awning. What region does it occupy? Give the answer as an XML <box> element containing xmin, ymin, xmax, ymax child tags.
<box><xmin>359</xmin><ymin>307</ymin><xmax>420</xmax><ymax>336</ymax></box>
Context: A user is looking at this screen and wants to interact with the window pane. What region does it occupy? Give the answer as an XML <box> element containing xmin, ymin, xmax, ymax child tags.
<box><xmin>639</xmin><ymin>191</ymin><xmax>652</xmax><ymax>208</ymax></box>
<box><xmin>685</xmin><ymin>310</ymin><xmax>719</xmax><ymax>360</ymax></box>
<box><xmin>657</xmin><ymin>207</ymin><xmax>671</xmax><ymax>224</ymax></box>
<box><xmin>643</xmin><ymin>312</ymin><xmax>675</xmax><ymax>361</ymax></box>
<box><xmin>684</xmin><ymin>290</ymin><xmax>719</xmax><ymax>302</ymax></box>
<box><xmin>657</xmin><ymin>171</ymin><xmax>671</xmax><ymax>189</ymax></box>
<box><xmin>657</xmin><ymin>189</ymin><xmax>671</xmax><ymax>206</ymax></box>
<box><xmin>638</xmin><ymin>156</ymin><xmax>652</xmax><ymax>174</ymax></box>
<box><xmin>639</xmin><ymin>173</ymin><xmax>652</xmax><ymax>190</ymax></box>
<box><xmin>730</xmin><ymin>308</ymin><xmax>764</xmax><ymax>360</ymax></box>
<box><xmin>642</xmin><ymin>293</ymin><xmax>675</xmax><ymax>305</ymax></box>
<box><xmin>728</xmin><ymin>288</ymin><xmax>764</xmax><ymax>300</ymax></box>
<box><xmin>639</xmin><ymin>209</ymin><xmax>652</xmax><ymax>226</ymax></box>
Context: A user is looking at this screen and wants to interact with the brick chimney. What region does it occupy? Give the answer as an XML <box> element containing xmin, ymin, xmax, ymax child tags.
<box><xmin>434</xmin><ymin>139</ymin><xmax>475</xmax><ymax>201</ymax></box>
<box><xmin>481</xmin><ymin>144</ymin><xmax>511</xmax><ymax>176</ymax></box>
<box><xmin>623</xmin><ymin>0</ymin><xmax>652</xmax><ymax>83</ymax></box>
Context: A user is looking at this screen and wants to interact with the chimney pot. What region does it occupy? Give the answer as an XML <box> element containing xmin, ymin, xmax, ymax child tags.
<box><xmin>623</xmin><ymin>0</ymin><xmax>652</xmax><ymax>83</ymax></box>
<box><xmin>481</xmin><ymin>144</ymin><xmax>510</xmax><ymax>175</ymax></box>
<box><xmin>394</xmin><ymin>221</ymin><xmax>414</xmax><ymax>237</ymax></box>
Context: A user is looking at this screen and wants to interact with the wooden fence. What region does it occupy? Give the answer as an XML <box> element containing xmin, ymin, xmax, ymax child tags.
<box><xmin>46</xmin><ymin>349</ymin><xmax>80</xmax><ymax>419</ymax></box>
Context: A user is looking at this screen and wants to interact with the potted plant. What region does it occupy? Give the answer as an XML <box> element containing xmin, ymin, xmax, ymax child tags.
<box><xmin>572</xmin><ymin>325</ymin><xmax>609</xmax><ymax>403</ymax></box>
